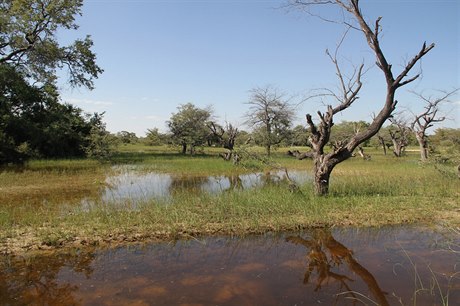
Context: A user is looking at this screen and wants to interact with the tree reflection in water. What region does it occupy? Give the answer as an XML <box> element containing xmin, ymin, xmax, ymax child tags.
<box><xmin>226</xmin><ymin>175</ymin><xmax>243</xmax><ymax>191</ymax></box>
<box><xmin>286</xmin><ymin>228</ymin><xmax>389</xmax><ymax>306</ymax></box>
<box><xmin>0</xmin><ymin>251</ymin><xmax>95</xmax><ymax>305</ymax></box>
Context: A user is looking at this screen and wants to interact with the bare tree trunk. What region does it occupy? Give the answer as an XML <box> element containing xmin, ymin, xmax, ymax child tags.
<box><xmin>378</xmin><ymin>135</ymin><xmax>387</xmax><ymax>155</ymax></box>
<box><xmin>314</xmin><ymin>165</ymin><xmax>332</xmax><ymax>195</ymax></box>
<box><xmin>410</xmin><ymin>88</ymin><xmax>458</xmax><ymax>161</ymax></box>
<box><xmin>287</xmin><ymin>150</ymin><xmax>314</xmax><ymax>160</ymax></box>
<box><xmin>357</xmin><ymin>146</ymin><xmax>371</xmax><ymax>160</ymax></box>
<box><xmin>219</xmin><ymin>151</ymin><xmax>233</xmax><ymax>161</ymax></box>
<box><xmin>291</xmin><ymin>0</ymin><xmax>434</xmax><ymax>196</ymax></box>
<box><xmin>391</xmin><ymin>138</ymin><xmax>405</xmax><ymax>157</ymax></box>
<box><xmin>389</xmin><ymin>124</ymin><xmax>408</xmax><ymax>157</ymax></box>
<box><xmin>416</xmin><ymin>132</ymin><xmax>428</xmax><ymax>161</ymax></box>
<box><xmin>208</xmin><ymin>121</ymin><xmax>239</xmax><ymax>162</ymax></box>
<box><xmin>181</xmin><ymin>143</ymin><xmax>187</xmax><ymax>154</ymax></box>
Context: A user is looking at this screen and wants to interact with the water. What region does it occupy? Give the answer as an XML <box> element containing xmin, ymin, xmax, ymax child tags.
<box><xmin>97</xmin><ymin>167</ymin><xmax>311</xmax><ymax>205</ymax></box>
<box><xmin>1</xmin><ymin>226</ymin><xmax>458</xmax><ymax>305</ymax></box>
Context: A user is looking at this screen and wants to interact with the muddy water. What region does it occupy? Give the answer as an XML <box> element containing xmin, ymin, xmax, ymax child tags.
<box><xmin>1</xmin><ymin>226</ymin><xmax>458</xmax><ymax>305</ymax></box>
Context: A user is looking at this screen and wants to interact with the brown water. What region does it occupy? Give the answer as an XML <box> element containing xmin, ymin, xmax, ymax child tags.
<box><xmin>1</xmin><ymin>226</ymin><xmax>458</xmax><ymax>305</ymax></box>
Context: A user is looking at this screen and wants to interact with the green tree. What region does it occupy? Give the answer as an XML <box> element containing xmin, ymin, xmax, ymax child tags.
<box><xmin>431</xmin><ymin>128</ymin><xmax>460</xmax><ymax>164</ymax></box>
<box><xmin>0</xmin><ymin>0</ymin><xmax>105</xmax><ymax>163</ymax></box>
<box><xmin>144</xmin><ymin>128</ymin><xmax>168</xmax><ymax>146</ymax></box>
<box><xmin>0</xmin><ymin>65</ymin><xmax>110</xmax><ymax>163</ymax></box>
<box><xmin>431</xmin><ymin>128</ymin><xmax>460</xmax><ymax>148</ymax></box>
<box><xmin>290</xmin><ymin>125</ymin><xmax>310</xmax><ymax>147</ymax></box>
<box><xmin>116</xmin><ymin>131</ymin><xmax>138</xmax><ymax>144</ymax></box>
<box><xmin>244</xmin><ymin>85</ymin><xmax>295</xmax><ymax>156</ymax></box>
<box><xmin>234</xmin><ymin>130</ymin><xmax>251</xmax><ymax>146</ymax></box>
<box><xmin>84</xmin><ymin>113</ymin><xmax>117</xmax><ymax>160</ymax></box>
<box><xmin>0</xmin><ymin>0</ymin><xmax>102</xmax><ymax>88</ymax></box>
<box><xmin>0</xmin><ymin>64</ymin><xmax>44</xmax><ymax>162</ymax></box>
<box><xmin>329</xmin><ymin>121</ymin><xmax>371</xmax><ymax>148</ymax></box>
<box><xmin>167</xmin><ymin>103</ymin><xmax>212</xmax><ymax>155</ymax></box>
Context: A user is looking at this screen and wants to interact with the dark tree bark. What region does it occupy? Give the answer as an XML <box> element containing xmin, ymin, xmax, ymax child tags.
<box><xmin>292</xmin><ymin>0</ymin><xmax>434</xmax><ymax>195</ymax></box>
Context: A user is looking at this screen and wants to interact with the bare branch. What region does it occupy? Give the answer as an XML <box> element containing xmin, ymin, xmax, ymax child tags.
<box><xmin>394</xmin><ymin>42</ymin><xmax>435</xmax><ymax>88</ymax></box>
<box><xmin>409</xmin><ymin>88</ymin><xmax>458</xmax><ymax>132</ymax></box>
<box><xmin>287</xmin><ymin>0</ymin><xmax>435</xmax><ymax>194</ymax></box>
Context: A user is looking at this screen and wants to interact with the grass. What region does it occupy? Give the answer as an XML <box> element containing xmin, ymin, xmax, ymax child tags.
<box><xmin>395</xmin><ymin>236</ymin><xmax>460</xmax><ymax>306</ymax></box>
<box><xmin>0</xmin><ymin>144</ymin><xmax>459</xmax><ymax>254</ymax></box>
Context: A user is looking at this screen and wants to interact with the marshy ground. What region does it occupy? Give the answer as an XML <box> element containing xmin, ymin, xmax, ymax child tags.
<box><xmin>0</xmin><ymin>145</ymin><xmax>458</xmax><ymax>256</ymax></box>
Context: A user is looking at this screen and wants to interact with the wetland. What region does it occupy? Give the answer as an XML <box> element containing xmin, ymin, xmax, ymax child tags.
<box><xmin>0</xmin><ymin>146</ymin><xmax>459</xmax><ymax>304</ymax></box>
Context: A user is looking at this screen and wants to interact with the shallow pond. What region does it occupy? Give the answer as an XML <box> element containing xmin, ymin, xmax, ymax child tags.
<box><xmin>94</xmin><ymin>166</ymin><xmax>311</xmax><ymax>205</ymax></box>
<box><xmin>1</xmin><ymin>226</ymin><xmax>458</xmax><ymax>305</ymax></box>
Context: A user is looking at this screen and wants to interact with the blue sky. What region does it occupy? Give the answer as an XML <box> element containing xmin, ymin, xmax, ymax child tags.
<box><xmin>58</xmin><ymin>0</ymin><xmax>459</xmax><ymax>136</ymax></box>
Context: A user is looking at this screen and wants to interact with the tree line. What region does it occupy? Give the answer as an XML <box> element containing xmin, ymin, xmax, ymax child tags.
<box><xmin>139</xmin><ymin>99</ymin><xmax>458</xmax><ymax>159</ymax></box>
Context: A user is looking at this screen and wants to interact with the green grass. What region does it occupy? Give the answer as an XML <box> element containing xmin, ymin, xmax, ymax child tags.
<box><xmin>0</xmin><ymin>144</ymin><xmax>458</xmax><ymax>254</ymax></box>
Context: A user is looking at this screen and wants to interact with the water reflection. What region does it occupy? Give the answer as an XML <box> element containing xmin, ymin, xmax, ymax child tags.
<box><xmin>99</xmin><ymin>167</ymin><xmax>311</xmax><ymax>205</ymax></box>
<box><xmin>287</xmin><ymin>229</ymin><xmax>389</xmax><ymax>305</ymax></box>
<box><xmin>1</xmin><ymin>226</ymin><xmax>458</xmax><ymax>305</ymax></box>
<box><xmin>0</xmin><ymin>251</ymin><xmax>95</xmax><ymax>305</ymax></box>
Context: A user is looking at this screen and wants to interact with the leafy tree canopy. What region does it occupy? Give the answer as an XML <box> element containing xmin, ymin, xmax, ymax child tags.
<box><xmin>0</xmin><ymin>0</ymin><xmax>102</xmax><ymax>88</ymax></box>
<box><xmin>167</xmin><ymin>103</ymin><xmax>212</xmax><ymax>154</ymax></box>
<box><xmin>0</xmin><ymin>65</ymin><xmax>110</xmax><ymax>163</ymax></box>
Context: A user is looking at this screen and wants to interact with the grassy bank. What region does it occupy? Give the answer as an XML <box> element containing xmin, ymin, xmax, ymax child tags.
<box><xmin>0</xmin><ymin>145</ymin><xmax>459</xmax><ymax>255</ymax></box>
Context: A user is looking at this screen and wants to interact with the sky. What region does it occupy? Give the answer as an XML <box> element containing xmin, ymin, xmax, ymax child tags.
<box><xmin>58</xmin><ymin>0</ymin><xmax>460</xmax><ymax>136</ymax></box>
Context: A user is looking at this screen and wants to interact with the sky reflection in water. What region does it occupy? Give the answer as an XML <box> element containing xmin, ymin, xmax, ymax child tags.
<box><xmin>98</xmin><ymin>166</ymin><xmax>311</xmax><ymax>205</ymax></box>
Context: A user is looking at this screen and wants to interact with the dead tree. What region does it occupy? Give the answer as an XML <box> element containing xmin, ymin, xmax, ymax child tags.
<box><xmin>357</xmin><ymin>146</ymin><xmax>371</xmax><ymax>160</ymax></box>
<box><xmin>388</xmin><ymin>118</ymin><xmax>411</xmax><ymax>157</ymax></box>
<box><xmin>291</xmin><ymin>0</ymin><xmax>434</xmax><ymax>195</ymax></box>
<box><xmin>207</xmin><ymin>122</ymin><xmax>239</xmax><ymax>161</ymax></box>
<box><xmin>286</xmin><ymin>229</ymin><xmax>389</xmax><ymax>306</ymax></box>
<box><xmin>409</xmin><ymin>89</ymin><xmax>458</xmax><ymax>161</ymax></box>
<box><xmin>287</xmin><ymin>150</ymin><xmax>314</xmax><ymax>160</ymax></box>
<box><xmin>377</xmin><ymin>135</ymin><xmax>388</xmax><ymax>155</ymax></box>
